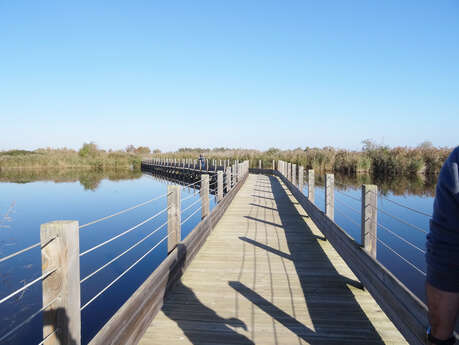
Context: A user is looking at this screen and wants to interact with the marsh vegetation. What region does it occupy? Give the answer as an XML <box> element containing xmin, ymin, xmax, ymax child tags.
<box><xmin>160</xmin><ymin>140</ymin><xmax>452</xmax><ymax>177</ymax></box>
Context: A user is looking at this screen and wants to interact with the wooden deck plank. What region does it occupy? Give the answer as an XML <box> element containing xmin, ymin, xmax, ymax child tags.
<box><xmin>139</xmin><ymin>174</ymin><xmax>407</xmax><ymax>345</ymax></box>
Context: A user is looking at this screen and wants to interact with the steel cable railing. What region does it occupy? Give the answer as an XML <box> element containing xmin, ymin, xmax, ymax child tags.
<box><xmin>277</xmin><ymin>166</ymin><xmax>428</xmax><ymax>280</ymax></box>
<box><xmin>181</xmin><ymin>192</ymin><xmax>200</xmax><ymax>203</ymax></box>
<box><xmin>181</xmin><ymin>206</ymin><xmax>202</xmax><ymax>226</ymax></box>
<box><xmin>334</xmin><ymin>195</ymin><xmax>426</xmax><ymax>255</ymax></box>
<box><xmin>334</xmin><ymin>198</ymin><xmax>361</xmax><ymax>216</ymax></box>
<box><xmin>0</xmin><ymin>268</ymin><xmax>57</xmax><ymax>305</ymax></box>
<box><xmin>335</xmin><ymin>180</ymin><xmax>432</xmax><ymax>218</ymax></box>
<box><xmin>335</xmin><ymin>187</ymin><xmax>428</xmax><ymax>234</ymax></box>
<box><xmin>80</xmin><ymin>220</ymin><xmax>168</xmax><ymax>284</ymax></box>
<box><xmin>335</xmin><ymin>189</ymin><xmax>361</xmax><ymax>203</ymax></box>
<box><xmin>332</xmin><ymin>188</ymin><xmax>427</xmax><ymax>276</ymax></box>
<box><xmin>0</xmin><ymin>297</ymin><xmax>58</xmax><ymax>343</ymax></box>
<box><xmin>379</xmin><ymin>194</ymin><xmax>432</xmax><ymax>218</ymax></box>
<box><xmin>37</xmin><ymin>329</ymin><xmax>59</xmax><ymax>345</ymax></box>
<box><xmin>181</xmin><ymin>198</ymin><xmax>201</xmax><ymax>215</ymax></box>
<box><xmin>372</xmin><ymin>203</ymin><xmax>427</xmax><ymax>234</ymax></box>
<box><xmin>334</xmin><ymin>201</ymin><xmax>427</xmax><ymax>276</ymax></box>
<box><xmin>180</xmin><ymin>179</ymin><xmax>202</xmax><ymax>189</ymax></box>
<box><xmin>334</xmin><ymin>207</ymin><xmax>362</xmax><ymax>229</ymax></box>
<box><xmin>80</xmin><ymin>234</ymin><xmax>169</xmax><ymax>311</ymax></box>
<box><xmin>368</xmin><ymin>232</ymin><xmax>426</xmax><ymax>276</ymax></box>
<box><xmin>335</xmin><ymin>195</ymin><xmax>425</xmax><ymax>254</ymax></box>
<box><xmin>80</xmin><ymin>207</ymin><xmax>169</xmax><ymax>257</ymax></box>
<box><xmin>377</xmin><ymin>222</ymin><xmax>426</xmax><ymax>254</ymax></box>
<box><xmin>79</xmin><ymin>191</ymin><xmax>170</xmax><ymax>230</ymax></box>
<box><xmin>0</xmin><ymin>242</ymin><xmax>40</xmax><ymax>264</ymax></box>
<box><xmin>0</xmin><ymin>235</ymin><xmax>57</xmax><ymax>265</ymax></box>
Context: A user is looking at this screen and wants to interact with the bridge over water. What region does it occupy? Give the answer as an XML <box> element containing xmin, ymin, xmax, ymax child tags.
<box><xmin>0</xmin><ymin>159</ymin><xmax>448</xmax><ymax>345</ymax></box>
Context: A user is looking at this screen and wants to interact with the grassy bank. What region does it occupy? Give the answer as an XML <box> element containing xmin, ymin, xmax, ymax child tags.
<box><xmin>0</xmin><ymin>145</ymin><xmax>144</xmax><ymax>172</ymax></box>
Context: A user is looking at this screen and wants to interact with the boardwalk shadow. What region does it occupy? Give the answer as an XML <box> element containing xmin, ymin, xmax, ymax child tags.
<box><xmin>231</xmin><ymin>175</ymin><xmax>386</xmax><ymax>344</ymax></box>
<box><xmin>162</xmin><ymin>244</ymin><xmax>254</xmax><ymax>345</ymax></box>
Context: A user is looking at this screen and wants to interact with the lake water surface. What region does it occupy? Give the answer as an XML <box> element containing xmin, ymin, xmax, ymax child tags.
<box><xmin>0</xmin><ymin>169</ymin><xmax>216</xmax><ymax>345</ymax></box>
<box><xmin>0</xmin><ymin>169</ymin><xmax>435</xmax><ymax>344</ymax></box>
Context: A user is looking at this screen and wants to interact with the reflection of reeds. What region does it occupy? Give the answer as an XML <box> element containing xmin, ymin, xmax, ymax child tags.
<box><xmin>0</xmin><ymin>201</ymin><xmax>15</xmax><ymax>229</ymax></box>
<box><xmin>0</xmin><ymin>169</ymin><xmax>142</xmax><ymax>191</ymax></box>
<box><xmin>316</xmin><ymin>172</ymin><xmax>436</xmax><ymax>197</ymax></box>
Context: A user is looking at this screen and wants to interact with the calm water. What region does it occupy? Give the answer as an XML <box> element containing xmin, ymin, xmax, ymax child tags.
<box><xmin>0</xmin><ymin>170</ymin><xmax>435</xmax><ymax>344</ymax></box>
<box><xmin>0</xmin><ymin>169</ymin><xmax>216</xmax><ymax>345</ymax></box>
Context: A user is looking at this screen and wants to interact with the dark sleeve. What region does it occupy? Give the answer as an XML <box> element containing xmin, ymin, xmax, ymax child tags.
<box><xmin>426</xmin><ymin>147</ymin><xmax>459</xmax><ymax>279</ymax></box>
<box><xmin>432</xmin><ymin>147</ymin><xmax>459</xmax><ymax>234</ymax></box>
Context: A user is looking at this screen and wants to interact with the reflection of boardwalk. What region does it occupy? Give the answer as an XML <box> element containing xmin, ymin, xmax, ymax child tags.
<box><xmin>139</xmin><ymin>174</ymin><xmax>407</xmax><ymax>345</ymax></box>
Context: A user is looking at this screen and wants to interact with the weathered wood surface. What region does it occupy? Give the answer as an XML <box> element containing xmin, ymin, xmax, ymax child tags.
<box><xmin>41</xmin><ymin>220</ymin><xmax>81</xmax><ymax>345</ymax></box>
<box><xmin>139</xmin><ymin>174</ymin><xmax>407</xmax><ymax>345</ymax></box>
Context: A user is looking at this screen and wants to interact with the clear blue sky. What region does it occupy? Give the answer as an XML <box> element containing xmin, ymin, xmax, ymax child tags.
<box><xmin>1</xmin><ymin>1</ymin><xmax>458</xmax><ymax>151</ymax></box>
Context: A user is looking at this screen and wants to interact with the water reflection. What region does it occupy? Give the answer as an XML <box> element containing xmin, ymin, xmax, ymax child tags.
<box><xmin>0</xmin><ymin>169</ymin><xmax>143</xmax><ymax>191</ymax></box>
<box><xmin>315</xmin><ymin>172</ymin><xmax>437</xmax><ymax>197</ymax></box>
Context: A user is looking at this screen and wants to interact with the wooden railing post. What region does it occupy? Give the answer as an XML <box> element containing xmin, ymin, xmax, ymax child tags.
<box><xmin>217</xmin><ymin>171</ymin><xmax>223</xmax><ymax>202</ymax></box>
<box><xmin>287</xmin><ymin>163</ymin><xmax>291</xmax><ymax>181</ymax></box>
<box><xmin>325</xmin><ymin>173</ymin><xmax>334</xmax><ymax>220</ymax></box>
<box><xmin>258</xmin><ymin>160</ymin><xmax>262</xmax><ymax>169</ymax></box>
<box><xmin>292</xmin><ymin>164</ymin><xmax>297</xmax><ymax>187</ymax></box>
<box><xmin>40</xmin><ymin>220</ymin><xmax>81</xmax><ymax>345</ymax></box>
<box><xmin>308</xmin><ymin>169</ymin><xmax>315</xmax><ymax>203</ymax></box>
<box><xmin>167</xmin><ymin>186</ymin><xmax>181</xmax><ymax>253</ymax></box>
<box><xmin>298</xmin><ymin>166</ymin><xmax>304</xmax><ymax>191</ymax></box>
<box><xmin>226</xmin><ymin>167</ymin><xmax>231</xmax><ymax>192</ymax></box>
<box><xmin>362</xmin><ymin>184</ymin><xmax>378</xmax><ymax>259</ymax></box>
<box><xmin>201</xmin><ymin>174</ymin><xmax>209</xmax><ymax>219</ymax></box>
<box><xmin>272</xmin><ymin>160</ymin><xmax>275</xmax><ymax>170</ymax></box>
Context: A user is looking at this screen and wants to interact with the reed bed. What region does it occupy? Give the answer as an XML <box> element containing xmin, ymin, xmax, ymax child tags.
<box><xmin>0</xmin><ymin>147</ymin><xmax>143</xmax><ymax>172</ymax></box>
<box><xmin>156</xmin><ymin>144</ymin><xmax>453</xmax><ymax>176</ymax></box>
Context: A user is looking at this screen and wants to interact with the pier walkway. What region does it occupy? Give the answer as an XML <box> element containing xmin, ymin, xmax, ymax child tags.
<box><xmin>139</xmin><ymin>174</ymin><xmax>406</xmax><ymax>345</ymax></box>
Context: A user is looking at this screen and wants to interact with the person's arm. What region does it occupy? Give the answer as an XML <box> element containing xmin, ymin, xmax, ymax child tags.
<box><xmin>432</xmin><ymin>147</ymin><xmax>459</xmax><ymax>234</ymax></box>
<box><xmin>426</xmin><ymin>147</ymin><xmax>459</xmax><ymax>342</ymax></box>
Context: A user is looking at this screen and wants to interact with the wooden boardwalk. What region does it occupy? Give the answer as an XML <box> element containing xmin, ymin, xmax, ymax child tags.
<box><xmin>139</xmin><ymin>174</ymin><xmax>407</xmax><ymax>345</ymax></box>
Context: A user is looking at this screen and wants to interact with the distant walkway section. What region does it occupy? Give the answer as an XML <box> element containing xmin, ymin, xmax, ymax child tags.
<box><xmin>139</xmin><ymin>174</ymin><xmax>407</xmax><ymax>345</ymax></box>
